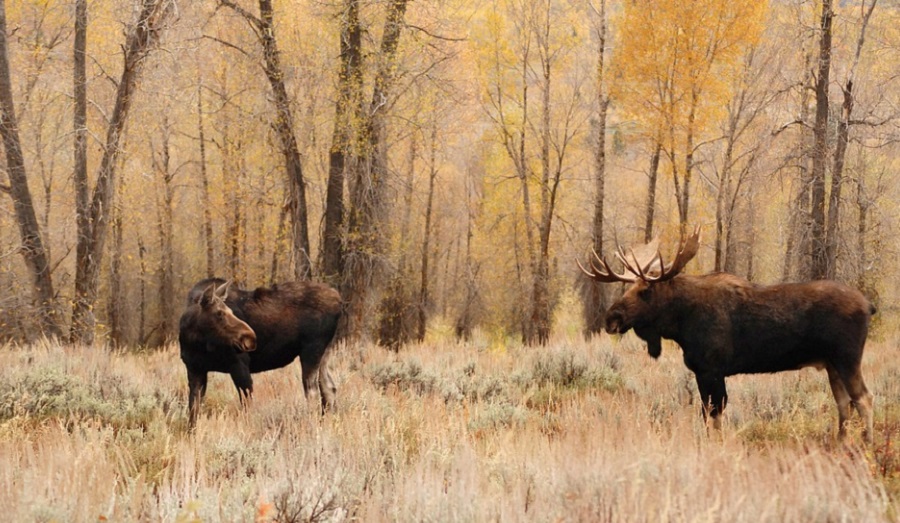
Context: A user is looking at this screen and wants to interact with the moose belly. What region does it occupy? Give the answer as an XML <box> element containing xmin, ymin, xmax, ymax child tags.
<box><xmin>248</xmin><ymin>346</ymin><xmax>300</xmax><ymax>373</ymax></box>
<box><xmin>726</xmin><ymin>343</ymin><xmax>825</xmax><ymax>375</ymax></box>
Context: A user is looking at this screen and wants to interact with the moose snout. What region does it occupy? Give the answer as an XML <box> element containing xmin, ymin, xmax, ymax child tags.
<box><xmin>239</xmin><ymin>331</ymin><xmax>257</xmax><ymax>352</ymax></box>
<box><xmin>604</xmin><ymin>310</ymin><xmax>629</xmax><ymax>334</ymax></box>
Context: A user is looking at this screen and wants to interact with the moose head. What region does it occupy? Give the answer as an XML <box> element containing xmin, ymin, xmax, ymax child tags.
<box><xmin>188</xmin><ymin>280</ymin><xmax>257</xmax><ymax>353</ymax></box>
<box><xmin>578</xmin><ymin>228</ymin><xmax>700</xmax><ymax>358</ymax></box>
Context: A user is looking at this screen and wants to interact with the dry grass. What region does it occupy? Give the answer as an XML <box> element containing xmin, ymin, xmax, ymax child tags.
<box><xmin>0</xmin><ymin>326</ymin><xmax>898</xmax><ymax>522</ymax></box>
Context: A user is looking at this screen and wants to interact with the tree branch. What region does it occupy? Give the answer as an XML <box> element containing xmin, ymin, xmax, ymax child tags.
<box><xmin>201</xmin><ymin>34</ymin><xmax>253</xmax><ymax>58</ymax></box>
<box><xmin>773</xmin><ymin>119</ymin><xmax>810</xmax><ymax>136</ymax></box>
<box><xmin>405</xmin><ymin>23</ymin><xmax>465</xmax><ymax>42</ymax></box>
<box><xmin>217</xmin><ymin>0</ymin><xmax>263</xmax><ymax>32</ymax></box>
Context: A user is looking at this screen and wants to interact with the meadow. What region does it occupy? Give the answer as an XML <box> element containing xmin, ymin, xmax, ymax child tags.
<box><xmin>0</xmin><ymin>318</ymin><xmax>898</xmax><ymax>522</ymax></box>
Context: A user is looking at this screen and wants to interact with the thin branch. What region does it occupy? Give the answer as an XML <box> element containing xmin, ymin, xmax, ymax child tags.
<box><xmin>773</xmin><ymin>119</ymin><xmax>810</xmax><ymax>136</ymax></box>
<box><xmin>217</xmin><ymin>0</ymin><xmax>262</xmax><ymax>29</ymax></box>
<box><xmin>200</xmin><ymin>34</ymin><xmax>253</xmax><ymax>58</ymax></box>
<box><xmin>405</xmin><ymin>23</ymin><xmax>466</xmax><ymax>42</ymax></box>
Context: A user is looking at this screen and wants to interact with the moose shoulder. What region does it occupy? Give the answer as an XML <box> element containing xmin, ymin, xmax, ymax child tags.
<box><xmin>580</xmin><ymin>228</ymin><xmax>875</xmax><ymax>442</ymax></box>
<box><xmin>179</xmin><ymin>278</ymin><xmax>342</xmax><ymax>427</ymax></box>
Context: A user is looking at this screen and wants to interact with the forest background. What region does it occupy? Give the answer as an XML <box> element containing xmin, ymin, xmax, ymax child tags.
<box><xmin>1</xmin><ymin>0</ymin><xmax>899</xmax><ymax>348</ymax></box>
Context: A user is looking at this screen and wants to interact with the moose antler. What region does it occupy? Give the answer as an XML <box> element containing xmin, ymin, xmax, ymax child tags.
<box><xmin>577</xmin><ymin>249</ymin><xmax>636</xmax><ymax>283</ymax></box>
<box><xmin>578</xmin><ymin>227</ymin><xmax>700</xmax><ymax>284</ymax></box>
<box><xmin>615</xmin><ymin>237</ymin><xmax>662</xmax><ymax>279</ymax></box>
<box><xmin>643</xmin><ymin>226</ymin><xmax>701</xmax><ymax>282</ymax></box>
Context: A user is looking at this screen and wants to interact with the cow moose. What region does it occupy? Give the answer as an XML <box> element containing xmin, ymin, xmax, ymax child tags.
<box><xmin>178</xmin><ymin>278</ymin><xmax>342</xmax><ymax>427</ymax></box>
<box><xmin>579</xmin><ymin>228</ymin><xmax>875</xmax><ymax>442</ymax></box>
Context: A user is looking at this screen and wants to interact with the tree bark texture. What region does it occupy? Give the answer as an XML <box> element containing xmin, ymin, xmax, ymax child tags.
<box><xmin>0</xmin><ymin>0</ymin><xmax>62</xmax><ymax>338</ymax></box>
<box><xmin>107</xmin><ymin>175</ymin><xmax>125</xmax><ymax>347</ymax></box>
<box><xmin>809</xmin><ymin>0</ymin><xmax>832</xmax><ymax>281</ymax></box>
<box><xmin>197</xmin><ymin>80</ymin><xmax>215</xmax><ymax>278</ymax></box>
<box><xmin>824</xmin><ymin>0</ymin><xmax>876</xmax><ymax>280</ymax></box>
<box><xmin>644</xmin><ymin>141</ymin><xmax>661</xmax><ymax>243</ymax></box>
<box><xmin>342</xmin><ymin>0</ymin><xmax>409</xmax><ymax>340</ymax></box>
<box><xmin>258</xmin><ymin>0</ymin><xmax>311</xmax><ymax>279</ymax></box>
<box><xmin>153</xmin><ymin>124</ymin><xmax>175</xmax><ymax>343</ymax></box>
<box><xmin>417</xmin><ymin>125</ymin><xmax>439</xmax><ymax>342</ymax></box>
<box><xmin>583</xmin><ymin>0</ymin><xmax>609</xmax><ymax>335</ymax></box>
<box><xmin>783</xmin><ymin>51</ymin><xmax>815</xmax><ymax>282</ymax></box>
<box><xmin>322</xmin><ymin>0</ymin><xmax>362</xmax><ymax>284</ymax></box>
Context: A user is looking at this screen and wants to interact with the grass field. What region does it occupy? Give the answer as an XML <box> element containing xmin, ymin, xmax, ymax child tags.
<box><xmin>0</xmin><ymin>322</ymin><xmax>898</xmax><ymax>522</ymax></box>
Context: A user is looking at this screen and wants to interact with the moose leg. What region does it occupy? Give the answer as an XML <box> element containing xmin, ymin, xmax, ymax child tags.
<box><xmin>696</xmin><ymin>375</ymin><xmax>728</xmax><ymax>430</ymax></box>
<box><xmin>318</xmin><ymin>359</ymin><xmax>337</xmax><ymax>413</ymax></box>
<box><xmin>300</xmin><ymin>361</ymin><xmax>321</xmax><ymax>408</ymax></box>
<box><xmin>826</xmin><ymin>365</ymin><xmax>853</xmax><ymax>440</ymax></box>
<box><xmin>229</xmin><ymin>364</ymin><xmax>253</xmax><ymax>406</ymax></box>
<box><xmin>300</xmin><ymin>348</ymin><xmax>334</xmax><ymax>414</ymax></box>
<box><xmin>187</xmin><ymin>369</ymin><xmax>208</xmax><ymax>428</ymax></box>
<box><xmin>842</xmin><ymin>366</ymin><xmax>874</xmax><ymax>444</ymax></box>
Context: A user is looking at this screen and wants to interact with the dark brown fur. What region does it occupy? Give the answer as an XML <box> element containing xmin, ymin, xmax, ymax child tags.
<box><xmin>605</xmin><ymin>273</ymin><xmax>875</xmax><ymax>441</ymax></box>
<box><xmin>179</xmin><ymin>278</ymin><xmax>342</xmax><ymax>427</ymax></box>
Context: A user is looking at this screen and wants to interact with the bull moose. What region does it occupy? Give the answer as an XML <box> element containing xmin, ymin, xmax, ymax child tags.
<box><xmin>178</xmin><ymin>278</ymin><xmax>342</xmax><ymax>426</ymax></box>
<box><xmin>579</xmin><ymin>228</ymin><xmax>875</xmax><ymax>442</ymax></box>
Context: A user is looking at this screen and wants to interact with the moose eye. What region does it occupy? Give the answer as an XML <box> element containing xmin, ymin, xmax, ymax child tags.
<box><xmin>638</xmin><ymin>287</ymin><xmax>652</xmax><ymax>301</ymax></box>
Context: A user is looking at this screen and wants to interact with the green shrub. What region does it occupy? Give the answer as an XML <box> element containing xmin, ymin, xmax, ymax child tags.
<box><xmin>367</xmin><ymin>359</ymin><xmax>437</xmax><ymax>395</ymax></box>
<box><xmin>468</xmin><ymin>402</ymin><xmax>528</xmax><ymax>434</ymax></box>
<box><xmin>0</xmin><ymin>367</ymin><xmax>159</xmax><ymax>430</ymax></box>
<box><xmin>518</xmin><ymin>348</ymin><xmax>624</xmax><ymax>392</ymax></box>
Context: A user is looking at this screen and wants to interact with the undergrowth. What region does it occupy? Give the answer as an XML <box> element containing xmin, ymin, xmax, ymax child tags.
<box><xmin>0</xmin><ymin>335</ymin><xmax>895</xmax><ymax>521</ymax></box>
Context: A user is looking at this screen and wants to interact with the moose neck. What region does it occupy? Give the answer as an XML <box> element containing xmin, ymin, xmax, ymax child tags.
<box><xmin>646</xmin><ymin>278</ymin><xmax>688</xmax><ymax>340</ymax></box>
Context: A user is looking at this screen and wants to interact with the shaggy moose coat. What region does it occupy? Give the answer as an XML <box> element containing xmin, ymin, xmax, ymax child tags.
<box><xmin>179</xmin><ymin>278</ymin><xmax>342</xmax><ymax>426</ymax></box>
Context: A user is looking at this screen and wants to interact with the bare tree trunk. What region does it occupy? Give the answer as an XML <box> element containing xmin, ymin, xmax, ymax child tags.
<box><xmin>72</xmin><ymin>0</ymin><xmax>89</xmax><ymax>327</ymax></box>
<box><xmin>197</xmin><ymin>79</ymin><xmax>215</xmax><ymax>278</ymax></box>
<box><xmin>260</xmin><ymin>0</ymin><xmax>309</xmax><ymax>279</ymax></box>
<box><xmin>824</xmin><ymin>83</ymin><xmax>848</xmax><ymax>280</ymax></box>
<box><xmin>456</xmin><ymin>163</ymin><xmax>480</xmax><ymax>341</ymax></box>
<box><xmin>138</xmin><ymin>237</ymin><xmax>147</xmax><ymax>345</ymax></box>
<box><xmin>796</xmin><ymin>52</ymin><xmax>815</xmax><ymax>283</ymax></box>
<box><xmin>270</xmin><ymin>203</ymin><xmax>288</xmax><ymax>284</ymax></box>
<box><xmin>644</xmin><ymin>141</ymin><xmax>661</xmax><ymax>243</ymax></box>
<box><xmin>528</xmin><ymin>4</ymin><xmax>555</xmax><ymax>346</ymax></box>
<box><xmin>745</xmin><ymin>189</ymin><xmax>757</xmax><ymax>281</ymax></box>
<box><xmin>227</xmin><ymin>143</ymin><xmax>244</xmax><ymax>284</ymax></box>
<box><xmin>824</xmin><ymin>0</ymin><xmax>876</xmax><ymax>280</ymax></box>
<box><xmin>108</xmin><ymin>173</ymin><xmax>125</xmax><ymax>347</ymax></box>
<box><xmin>152</xmin><ymin>123</ymin><xmax>175</xmax><ymax>343</ymax></box>
<box><xmin>715</xmin><ymin>114</ymin><xmax>738</xmax><ymax>272</ymax></box>
<box><xmin>71</xmin><ymin>0</ymin><xmax>173</xmax><ymax>344</ymax></box>
<box><xmin>342</xmin><ymin>0</ymin><xmax>409</xmax><ymax>340</ymax></box>
<box><xmin>0</xmin><ymin>0</ymin><xmax>61</xmax><ymax>338</ymax></box>
<box><xmin>399</xmin><ymin>130</ymin><xmax>418</xmax><ymax>269</ymax></box>
<box><xmin>218</xmin><ymin>0</ymin><xmax>311</xmax><ymax>279</ymax></box>
<box><xmin>856</xmin><ymin>173</ymin><xmax>869</xmax><ymax>293</ymax></box>
<box><xmin>809</xmin><ymin>0</ymin><xmax>832</xmax><ymax>281</ymax></box>
<box><xmin>417</xmin><ymin>124</ymin><xmax>439</xmax><ymax>341</ymax></box>
<box><xmin>583</xmin><ymin>0</ymin><xmax>608</xmax><ymax>335</ymax></box>
<box><xmin>377</xmin><ymin>124</ymin><xmax>417</xmax><ymax>349</ymax></box>
<box><xmin>322</xmin><ymin>0</ymin><xmax>361</xmax><ymax>284</ymax></box>
<box><xmin>783</xmin><ymin>52</ymin><xmax>814</xmax><ymax>282</ymax></box>
<box><xmin>679</xmin><ymin>91</ymin><xmax>698</xmax><ymax>235</ymax></box>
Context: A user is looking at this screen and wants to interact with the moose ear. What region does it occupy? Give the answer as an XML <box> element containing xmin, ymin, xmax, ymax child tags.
<box><xmin>198</xmin><ymin>283</ymin><xmax>217</xmax><ymax>307</ymax></box>
<box><xmin>215</xmin><ymin>280</ymin><xmax>232</xmax><ymax>300</ymax></box>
